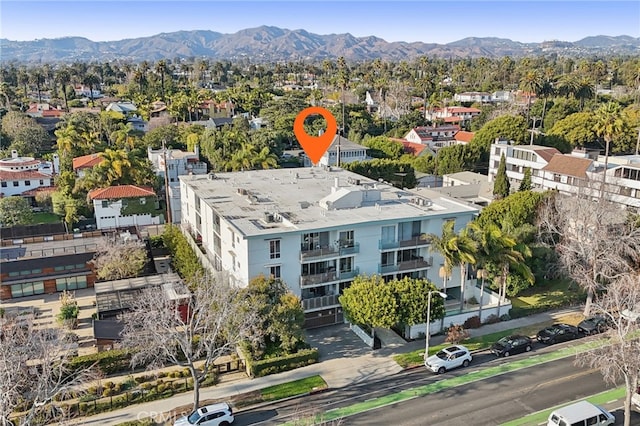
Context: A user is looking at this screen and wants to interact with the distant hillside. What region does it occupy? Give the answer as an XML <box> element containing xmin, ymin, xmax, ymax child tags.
<box><xmin>1</xmin><ymin>27</ymin><xmax>638</xmax><ymax>63</ymax></box>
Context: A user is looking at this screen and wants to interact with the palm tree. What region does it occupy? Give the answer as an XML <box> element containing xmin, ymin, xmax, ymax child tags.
<box><xmin>593</xmin><ymin>102</ymin><xmax>625</xmax><ymax>198</ymax></box>
<box><xmin>423</xmin><ymin>220</ymin><xmax>457</xmax><ymax>323</ymax></box>
<box><xmin>575</xmin><ymin>76</ymin><xmax>594</xmax><ymax>110</ymax></box>
<box><xmin>538</xmin><ymin>68</ymin><xmax>556</xmax><ymax>124</ymax></box>
<box><xmin>82</xmin><ymin>74</ymin><xmax>100</xmax><ymax>107</ymax></box>
<box><xmin>155</xmin><ymin>60</ymin><xmax>169</xmax><ymax>101</ymax></box>
<box><xmin>97</xmin><ymin>148</ymin><xmax>133</xmax><ymax>185</ymax></box>
<box><xmin>519</xmin><ymin>70</ymin><xmax>542</xmax><ymax>124</ymax></box>
<box><xmin>253</xmin><ymin>146</ymin><xmax>278</xmax><ymax>170</ymax></box>
<box><xmin>453</xmin><ymin>226</ymin><xmax>478</xmax><ymax>312</ymax></box>
<box><xmin>30</xmin><ymin>68</ymin><xmax>44</xmax><ymax>103</ymax></box>
<box><xmin>55</xmin><ymin>68</ymin><xmax>71</xmax><ymax>112</ymax></box>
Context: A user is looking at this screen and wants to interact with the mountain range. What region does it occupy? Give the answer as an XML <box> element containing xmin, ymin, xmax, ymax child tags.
<box><xmin>1</xmin><ymin>26</ymin><xmax>638</xmax><ymax>63</ymax></box>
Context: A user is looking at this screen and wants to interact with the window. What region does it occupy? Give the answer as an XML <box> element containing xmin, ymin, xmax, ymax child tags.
<box><xmin>11</xmin><ymin>281</ymin><xmax>45</xmax><ymax>298</ymax></box>
<box><xmin>139</xmin><ymin>198</ymin><xmax>146</xmax><ymax>205</ymax></box>
<box><xmin>101</xmin><ymin>200</ymin><xmax>108</xmax><ymax>208</ymax></box>
<box><xmin>24</xmin><ymin>180</ymin><xmax>31</xmax><ymax>186</ymax></box>
<box><xmin>269</xmin><ymin>239</ymin><xmax>280</xmax><ymax>259</ymax></box>
<box><xmin>56</xmin><ymin>276</ymin><xmax>87</xmax><ymax>291</ymax></box>
<box><xmin>381</xmin><ymin>252</ymin><xmax>394</xmax><ymax>266</ymax></box>
<box><xmin>381</xmin><ymin>225</ymin><xmax>396</xmax><ymax>244</ymax></box>
<box><xmin>269</xmin><ymin>265</ymin><xmax>281</xmax><ymax>278</ymax></box>
<box><xmin>39</xmin><ymin>179</ymin><xmax>44</xmax><ymax>185</ymax></box>
<box><xmin>340</xmin><ymin>257</ymin><xmax>353</xmax><ymax>273</ymax></box>
<box><xmin>338</xmin><ymin>230</ymin><xmax>354</xmax><ymax>247</ymax></box>
<box><xmin>13</xmin><ymin>181</ymin><xmax>18</xmax><ymax>187</ymax></box>
<box><xmin>0</xmin><ymin>182</ymin><xmax>6</xmax><ymax>187</ymax></box>
<box><xmin>586</xmin><ymin>415</ymin><xmax>598</xmax><ymax>425</ymax></box>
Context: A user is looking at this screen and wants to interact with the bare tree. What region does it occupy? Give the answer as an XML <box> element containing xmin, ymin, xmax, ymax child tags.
<box><xmin>575</xmin><ymin>274</ymin><xmax>640</xmax><ymax>426</ymax></box>
<box><xmin>119</xmin><ymin>273</ymin><xmax>262</xmax><ymax>411</ymax></box>
<box><xmin>538</xmin><ymin>193</ymin><xmax>640</xmax><ymax>315</ymax></box>
<box><xmin>0</xmin><ymin>317</ymin><xmax>94</xmax><ymax>426</ymax></box>
<box><xmin>92</xmin><ymin>236</ymin><xmax>148</xmax><ymax>281</ymax></box>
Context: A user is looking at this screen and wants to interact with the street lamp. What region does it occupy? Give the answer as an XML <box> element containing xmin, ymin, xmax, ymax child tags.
<box><xmin>425</xmin><ymin>290</ymin><xmax>448</xmax><ymax>360</ymax></box>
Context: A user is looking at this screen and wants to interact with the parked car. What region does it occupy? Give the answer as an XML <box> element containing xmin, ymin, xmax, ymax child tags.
<box><xmin>425</xmin><ymin>345</ymin><xmax>472</xmax><ymax>374</ymax></box>
<box><xmin>536</xmin><ymin>324</ymin><xmax>580</xmax><ymax>345</ymax></box>
<box><xmin>491</xmin><ymin>335</ymin><xmax>533</xmax><ymax>357</ymax></box>
<box><xmin>577</xmin><ymin>316</ymin><xmax>610</xmax><ymax>335</ymax></box>
<box><xmin>173</xmin><ymin>403</ymin><xmax>234</xmax><ymax>426</ymax></box>
<box><xmin>633</xmin><ymin>386</ymin><xmax>640</xmax><ymax>411</ymax></box>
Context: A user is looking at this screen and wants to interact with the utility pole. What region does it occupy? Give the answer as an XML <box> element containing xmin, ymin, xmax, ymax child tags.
<box><xmin>529</xmin><ymin>116</ymin><xmax>539</xmax><ymax>145</ymax></box>
<box><xmin>162</xmin><ymin>140</ymin><xmax>172</xmax><ymax>224</ymax></box>
<box><xmin>635</xmin><ymin>127</ymin><xmax>640</xmax><ymax>156</ymax></box>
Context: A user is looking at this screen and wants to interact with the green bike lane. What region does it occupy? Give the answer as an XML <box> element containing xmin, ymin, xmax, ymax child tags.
<box><xmin>281</xmin><ymin>338</ymin><xmax>608</xmax><ymax>426</ymax></box>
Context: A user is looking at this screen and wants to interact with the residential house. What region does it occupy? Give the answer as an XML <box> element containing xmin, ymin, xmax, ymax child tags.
<box><xmin>487</xmin><ymin>141</ymin><xmax>640</xmax><ymax>209</ymax></box>
<box><xmin>455</xmin><ymin>131</ymin><xmax>475</xmax><ymax>144</ymax></box>
<box><xmin>435</xmin><ymin>171</ymin><xmax>494</xmax><ymax>208</ymax></box>
<box><xmin>403</xmin><ymin>125</ymin><xmax>462</xmax><ymax>153</ymax></box>
<box><xmin>127</xmin><ymin>116</ymin><xmax>148</xmax><ymax>133</ymax></box>
<box><xmin>0</xmin><ymin>150</ymin><xmax>58</xmax><ymax>199</ymax></box>
<box><xmin>105</xmin><ymin>102</ymin><xmax>137</xmax><ymax>115</ymax></box>
<box><xmin>179</xmin><ymin>168</ymin><xmax>497</xmax><ymax>330</ymax></box>
<box><xmin>302</xmin><ymin>135</ymin><xmax>368</xmax><ymax>167</ymax></box>
<box><xmin>147</xmin><ymin>146</ymin><xmax>208</xmax><ymax>223</ymax></box>
<box><xmin>88</xmin><ymin>185</ymin><xmax>163</xmax><ymax>230</ymax></box>
<box><xmin>0</xmin><ymin>228</ymin><xmax>99</xmax><ymax>300</ymax></box>
<box><xmin>72</xmin><ymin>153</ymin><xmax>103</xmax><ymax>178</ymax></box>
<box><xmin>25</xmin><ymin>103</ymin><xmax>64</xmax><ymax>119</ymax></box>
<box><xmin>425</xmin><ymin>107</ymin><xmax>482</xmax><ymax>124</ymax></box>
<box><xmin>491</xmin><ymin>91</ymin><xmax>512</xmax><ymax>103</ymax></box>
<box><xmin>454</xmin><ymin>92</ymin><xmax>492</xmax><ymax>103</ymax></box>
<box><xmin>191</xmin><ymin>117</ymin><xmax>235</xmax><ymax>130</ymax></box>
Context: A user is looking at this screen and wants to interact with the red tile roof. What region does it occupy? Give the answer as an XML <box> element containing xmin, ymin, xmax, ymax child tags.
<box><xmin>89</xmin><ymin>185</ymin><xmax>156</xmax><ymax>200</ymax></box>
<box><xmin>529</xmin><ymin>147</ymin><xmax>561</xmax><ymax>163</ymax></box>
<box><xmin>442</xmin><ymin>116</ymin><xmax>462</xmax><ymax>123</ymax></box>
<box><xmin>0</xmin><ymin>170</ymin><xmax>52</xmax><ymax>180</ymax></box>
<box><xmin>72</xmin><ymin>153</ymin><xmax>103</xmax><ymax>170</ymax></box>
<box><xmin>21</xmin><ymin>186</ymin><xmax>57</xmax><ymax>196</ymax></box>
<box><xmin>401</xmin><ymin>141</ymin><xmax>429</xmax><ymax>156</ymax></box>
<box><xmin>455</xmin><ymin>131</ymin><xmax>475</xmax><ymax>143</ymax></box>
<box><xmin>542</xmin><ymin>154</ymin><xmax>592</xmax><ymax>178</ymax></box>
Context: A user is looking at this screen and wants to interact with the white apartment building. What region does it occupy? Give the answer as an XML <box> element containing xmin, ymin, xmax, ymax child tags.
<box><xmin>0</xmin><ymin>150</ymin><xmax>59</xmax><ymax>198</ymax></box>
<box><xmin>148</xmin><ymin>146</ymin><xmax>207</xmax><ymax>223</ymax></box>
<box><xmin>180</xmin><ymin>168</ymin><xmax>479</xmax><ymax>328</ymax></box>
<box><xmin>488</xmin><ymin>140</ymin><xmax>640</xmax><ymax>209</ymax></box>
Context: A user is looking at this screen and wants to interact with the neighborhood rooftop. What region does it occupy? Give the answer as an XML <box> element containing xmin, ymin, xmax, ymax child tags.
<box><xmin>180</xmin><ymin>168</ymin><xmax>478</xmax><ymax>237</ymax></box>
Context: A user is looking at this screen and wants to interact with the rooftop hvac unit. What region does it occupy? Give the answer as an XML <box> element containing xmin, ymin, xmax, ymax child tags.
<box><xmin>237</xmin><ymin>188</ymin><xmax>248</xmax><ymax>195</ymax></box>
<box><xmin>264</xmin><ymin>212</ymin><xmax>274</xmax><ymax>223</ymax></box>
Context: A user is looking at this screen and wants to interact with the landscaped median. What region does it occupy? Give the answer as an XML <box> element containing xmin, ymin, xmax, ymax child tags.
<box><xmin>283</xmin><ymin>338</ymin><xmax>609</xmax><ymax>426</ymax></box>
<box><xmin>500</xmin><ymin>386</ymin><xmax>625</xmax><ymax>426</ymax></box>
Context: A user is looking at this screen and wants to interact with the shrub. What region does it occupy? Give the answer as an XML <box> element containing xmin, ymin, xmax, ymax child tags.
<box><xmin>250</xmin><ymin>348</ymin><xmax>319</xmax><ymax>377</ymax></box>
<box><xmin>134</xmin><ymin>375</ymin><xmax>147</xmax><ymax>384</ymax></box>
<box><xmin>104</xmin><ymin>381</ymin><xmax>114</xmax><ymax>389</ymax></box>
<box><xmin>114</xmin><ymin>383</ymin><xmax>123</xmax><ymax>393</ymax></box>
<box><xmin>445</xmin><ymin>324</ymin><xmax>470</xmax><ymax>344</ymax></box>
<box><xmin>463</xmin><ymin>315</ymin><xmax>482</xmax><ymax>329</ymax></box>
<box><xmin>68</xmin><ymin>349</ymin><xmax>133</xmax><ymax>375</ymax></box>
<box><xmin>483</xmin><ymin>314</ymin><xmax>500</xmax><ymax>325</ymax></box>
<box><xmin>499</xmin><ymin>313</ymin><xmax>511</xmax><ymax>322</ymax></box>
<box><xmin>157</xmin><ymin>384</ymin><xmax>167</xmax><ymax>393</ymax></box>
<box><xmin>467</xmin><ymin>296</ymin><xmax>478</xmax><ymax>305</ymax></box>
<box><xmin>102</xmin><ymin>389</ymin><xmax>113</xmax><ymax>397</ymax></box>
<box><xmin>87</xmin><ymin>386</ymin><xmax>98</xmax><ymax>395</ymax></box>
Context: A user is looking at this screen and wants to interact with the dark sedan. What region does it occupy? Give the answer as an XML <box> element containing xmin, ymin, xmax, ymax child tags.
<box><xmin>536</xmin><ymin>323</ymin><xmax>580</xmax><ymax>344</ymax></box>
<box><xmin>577</xmin><ymin>316</ymin><xmax>610</xmax><ymax>335</ymax></box>
<box><xmin>491</xmin><ymin>335</ymin><xmax>533</xmax><ymax>357</ymax></box>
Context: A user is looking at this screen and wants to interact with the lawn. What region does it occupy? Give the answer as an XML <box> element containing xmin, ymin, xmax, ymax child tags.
<box><xmin>27</xmin><ymin>212</ymin><xmax>63</xmax><ymax>225</ymax></box>
<box><xmin>392</xmin><ymin>314</ymin><xmax>584</xmax><ymax>369</ymax></box>
<box><xmin>260</xmin><ymin>375</ymin><xmax>327</xmax><ymax>402</ymax></box>
<box><xmin>510</xmin><ymin>278</ymin><xmax>585</xmax><ymax>318</ymax></box>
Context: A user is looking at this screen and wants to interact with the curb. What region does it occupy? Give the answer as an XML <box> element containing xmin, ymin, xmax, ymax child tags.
<box><xmin>235</xmin><ymin>387</ymin><xmax>331</xmax><ymax>412</ymax></box>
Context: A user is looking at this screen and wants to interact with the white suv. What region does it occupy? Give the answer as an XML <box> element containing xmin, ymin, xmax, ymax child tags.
<box><xmin>424</xmin><ymin>345</ymin><xmax>472</xmax><ymax>374</ymax></box>
<box><xmin>173</xmin><ymin>403</ymin><xmax>234</xmax><ymax>426</ymax></box>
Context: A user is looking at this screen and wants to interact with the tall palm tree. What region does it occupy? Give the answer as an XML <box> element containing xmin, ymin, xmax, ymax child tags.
<box><xmin>55</xmin><ymin>67</ymin><xmax>71</xmax><ymax>112</ymax></box>
<box><xmin>253</xmin><ymin>146</ymin><xmax>278</xmax><ymax>170</ymax></box>
<box><xmin>453</xmin><ymin>226</ymin><xmax>478</xmax><ymax>312</ymax></box>
<box><xmin>593</xmin><ymin>102</ymin><xmax>625</xmax><ymax>198</ymax></box>
<box><xmin>575</xmin><ymin>76</ymin><xmax>594</xmax><ymax>110</ymax></box>
<box><xmin>30</xmin><ymin>68</ymin><xmax>44</xmax><ymax>103</ymax></box>
<box><xmin>519</xmin><ymin>70</ymin><xmax>542</xmax><ymax>124</ymax></box>
<box><xmin>423</xmin><ymin>219</ymin><xmax>457</xmax><ymax>322</ymax></box>
<box><xmin>97</xmin><ymin>148</ymin><xmax>133</xmax><ymax>185</ymax></box>
<box><xmin>82</xmin><ymin>74</ymin><xmax>100</xmax><ymax>107</ymax></box>
<box><xmin>155</xmin><ymin>60</ymin><xmax>169</xmax><ymax>101</ymax></box>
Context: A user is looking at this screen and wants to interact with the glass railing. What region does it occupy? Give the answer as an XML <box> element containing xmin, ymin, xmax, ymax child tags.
<box><xmin>302</xmin><ymin>294</ymin><xmax>340</xmax><ymax>311</ymax></box>
<box><xmin>300</xmin><ymin>271</ymin><xmax>337</xmax><ymax>286</ymax></box>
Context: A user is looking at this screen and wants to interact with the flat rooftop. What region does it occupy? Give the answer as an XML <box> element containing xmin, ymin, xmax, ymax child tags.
<box><xmin>0</xmin><ymin>236</ymin><xmax>103</xmax><ymax>261</ymax></box>
<box><xmin>180</xmin><ymin>168</ymin><xmax>479</xmax><ymax>237</ymax></box>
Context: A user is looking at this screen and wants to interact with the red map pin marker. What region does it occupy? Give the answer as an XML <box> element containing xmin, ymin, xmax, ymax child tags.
<box><xmin>293</xmin><ymin>106</ymin><xmax>338</xmax><ymax>165</ymax></box>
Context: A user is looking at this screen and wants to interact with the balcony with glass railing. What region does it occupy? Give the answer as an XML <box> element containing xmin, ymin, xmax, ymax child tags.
<box><xmin>378</xmin><ymin>257</ymin><xmax>433</xmax><ymax>274</ymax></box>
<box><xmin>339</xmin><ymin>242</ymin><xmax>360</xmax><ymax>255</ymax></box>
<box><xmin>300</xmin><ymin>245</ymin><xmax>338</xmax><ymax>261</ymax></box>
<box><xmin>379</xmin><ymin>236</ymin><xmax>431</xmax><ymax>250</ymax></box>
<box><xmin>300</xmin><ymin>270</ymin><xmax>337</xmax><ymax>287</ymax></box>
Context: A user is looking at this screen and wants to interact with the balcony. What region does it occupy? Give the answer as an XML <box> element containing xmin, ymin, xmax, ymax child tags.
<box><xmin>302</xmin><ymin>294</ymin><xmax>340</xmax><ymax>311</ymax></box>
<box><xmin>378</xmin><ymin>257</ymin><xmax>433</xmax><ymax>274</ymax></box>
<box><xmin>337</xmin><ymin>267</ymin><xmax>360</xmax><ymax>281</ymax></box>
<box><xmin>300</xmin><ymin>245</ymin><xmax>338</xmax><ymax>261</ymax></box>
<box><xmin>339</xmin><ymin>242</ymin><xmax>360</xmax><ymax>256</ymax></box>
<box><xmin>300</xmin><ymin>271</ymin><xmax>337</xmax><ymax>287</ymax></box>
<box><xmin>379</xmin><ymin>236</ymin><xmax>431</xmax><ymax>250</ymax></box>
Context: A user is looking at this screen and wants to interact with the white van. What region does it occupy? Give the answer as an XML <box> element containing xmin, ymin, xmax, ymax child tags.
<box><xmin>547</xmin><ymin>401</ymin><xmax>615</xmax><ymax>426</ymax></box>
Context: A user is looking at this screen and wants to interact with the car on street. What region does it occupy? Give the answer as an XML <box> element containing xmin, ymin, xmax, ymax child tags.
<box><xmin>490</xmin><ymin>335</ymin><xmax>533</xmax><ymax>357</ymax></box>
<box><xmin>536</xmin><ymin>323</ymin><xmax>580</xmax><ymax>345</ymax></box>
<box><xmin>577</xmin><ymin>316</ymin><xmax>610</xmax><ymax>335</ymax></box>
<box><xmin>547</xmin><ymin>400</ymin><xmax>614</xmax><ymax>426</ymax></box>
<box><xmin>425</xmin><ymin>345</ymin><xmax>472</xmax><ymax>374</ymax></box>
<box><xmin>173</xmin><ymin>403</ymin><xmax>234</xmax><ymax>426</ymax></box>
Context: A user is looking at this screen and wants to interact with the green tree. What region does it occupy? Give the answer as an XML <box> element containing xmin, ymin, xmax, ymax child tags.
<box><xmin>93</xmin><ymin>238</ymin><xmax>147</xmax><ymax>280</ymax></box>
<box><xmin>475</xmin><ymin>190</ymin><xmax>546</xmax><ymax>229</ymax></box>
<box><xmin>519</xmin><ymin>70</ymin><xmax>542</xmax><ymax>123</ymax></box>
<box><xmin>519</xmin><ymin>167</ymin><xmax>532</xmax><ymax>191</ymax></box>
<box><xmin>493</xmin><ymin>153</ymin><xmax>510</xmax><ymax>199</ymax></box>
<box><xmin>471</xmin><ymin>115</ymin><xmax>529</xmax><ymax>151</ymax></box>
<box><xmin>0</xmin><ymin>197</ymin><xmax>33</xmax><ymax>226</ymax></box>
<box><xmin>162</xmin><ymin>224</ymin><xmax>206</xmax><ymax>282</ymax></box>
<box><xmin>392</xmin><ymin>277</ymin><xmax>445</xmax><ymax>327</ymax></box>
<box><xmin>423</xmin><ymin>220</ymin><xmax>457</xmax><ymax>298</ymax></box>
<box><xmin>361</xmin><ymin>136</ymin><xmax>404</xmax><ymax>159</ymax></box>
<box><xmin>246</xmin><ymin>275</ymin><xmax>305</xmax><ymax>356</ymax></box>
<box><xmin>339</xmin><ymin>275</ymin><xmax>398</xmax><ymax>337</ymax></box>
<box><xmin>547</xmin><ymin>112</ymin><xmax>598</xmax><ymax>149</ymax></box>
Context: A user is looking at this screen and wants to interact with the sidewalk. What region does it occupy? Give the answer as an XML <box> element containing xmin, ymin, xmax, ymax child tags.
<box><xmin>74</xmin><ymin>306</ymin><xmax>584</xmax><ymax>425</ymax></box>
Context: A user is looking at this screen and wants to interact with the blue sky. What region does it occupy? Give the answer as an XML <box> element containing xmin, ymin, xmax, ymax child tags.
<box><xmin>1</xmin><ymin>1</ymin><xmax>639</xmax><ymax>44</ymax></box>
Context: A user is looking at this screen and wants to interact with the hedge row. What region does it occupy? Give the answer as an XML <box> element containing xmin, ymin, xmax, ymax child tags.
<box><xmin>68</xmin><ymin>349</ymin><xmax>134</xmax><ymax>376</ymax></box>
<box><xmin>249</xmin><ymin>348</ymin><xmax>319</xmax><ymax>378</ymax></box>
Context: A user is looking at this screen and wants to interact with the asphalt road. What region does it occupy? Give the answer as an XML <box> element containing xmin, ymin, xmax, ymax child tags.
<box><xmin>344</xmin><ymin>356</ymin><xmax>610</xmax><ymax>425</ymax></box>
<box><xmin>233</xmin><ymin>341</ymin><xmax>616</xmax><ymax>426</ymax></box>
